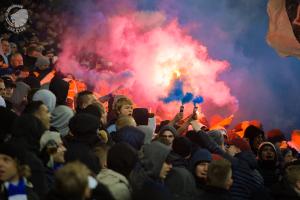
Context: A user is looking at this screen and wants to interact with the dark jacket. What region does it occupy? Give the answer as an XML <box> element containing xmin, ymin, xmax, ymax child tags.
<box><xmin>64</xmin><ymin>137</ymin><xmax>101</xmax><ymax>174</ymax></box>
<box><xmin>129</xmin><ymin>141</ymin><xmax>172</xmax><ymax>199</ymax></box>
<box><xmin>199</xmin><ymin>185</ymin><xmax>232</xmax><ymax>200</ymax></box>
<box><xmin>11</xmin><ymin>114</ymin><xmax>48</xmax><ymax>198</ymax></box>
<box><xmin>271</xmin><ymin>178</ymin><xmax>300</xmax><ymax>200</ymax></box>
<box><xmin>164</xmin><ymin>152</ymin><xmax>198</xmax><ymax>200</ymax></box>
<box><xmin>193</xmin><ymin>130</ymin><xmax>271</xmax><ymax>200</ymax></box>
<box><xmin>165</xmin><ymin>167</ymin><xmax>198</xmax><ymax>200</ymax></box>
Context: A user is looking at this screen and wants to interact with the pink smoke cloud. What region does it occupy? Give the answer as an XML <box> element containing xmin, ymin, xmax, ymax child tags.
<box><xmin>56</xmin><ymin>11</ymin><xmax>238</xmax><ymax>119</ymax></box>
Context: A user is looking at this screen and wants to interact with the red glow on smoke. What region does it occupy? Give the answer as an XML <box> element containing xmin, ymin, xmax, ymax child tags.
<box><xmin>56</xmin><ymin>11</ymin><xmax>238</xmax><ymax>119</ymax></box>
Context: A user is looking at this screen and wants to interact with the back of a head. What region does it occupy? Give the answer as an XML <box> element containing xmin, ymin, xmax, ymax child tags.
<box><xmin>244</xmin><ymin>125</ymin><xmax>264</xmax><ymax>140</ymax></box>
<box><xmin>207</xmin><ymin>130</ymin><xmax>224</xmax><ymax>146</ymax></box>
<box><xmin>132</xmin><ymin>108</ymin><xmax>149</xmax><ymax>126</ymax></box>
<box><xmin>107</xmin><ymin>142</ymin><xmax>138</xmax><ymax>178</ymax></box>
<box><xmin>68</xmin><ymin>113</ymin><xmax>100</xmax><ymax>138</ymax></box>
<box><xmin>11</xmin><ymin>114</ymin><xmax>46</xmax><ymax>151</ymax></box>
<box><xmin>207</xmin><ymin>159</ymin><xmax>232</xmax><ymax>189</ymax></box>
<box><xmin>113</xmin><ymin>126</ymin><xmax>145</xmax><ymax>151</ymax></box>
<box><xmin>172</xmin><ymin>136</ymin><xmax>192</xmax><ymax>158</ymax></box>
<box><xmin>115</xmin><ymin>115</ymin><xmax>136</xmax><ymax>130</ymax></box>
<box><xmin>75</xmin><ymin>90</ymin><xmax>94</xmax><ymax>112</ymax></box>
<box><xmin>49</xmin><ymin>76</ymin><xmax>69</xmax><ymax>106</ymax></box>
<box><xmin>80</xmin><ymin>103</ymin><xmax>103</xmax><ymax>119</ymax></box>
<box><xmin>54</xmin><ymin>161</ymin><xmax>90</xmax><ymax>199</ymax></box>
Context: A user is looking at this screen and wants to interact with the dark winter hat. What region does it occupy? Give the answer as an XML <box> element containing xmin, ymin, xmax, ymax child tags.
<box><xmin>257</xmin><ymin>142</ymin><xmax>277</xmax><ymax>161</ymax></box>
<box><xmin>244</xmin><ymin>125</ymin><xmax>264</xmax><ymax>140</ymax></box>
<box><xmin>172</xmin><ymin>137</ymin><xmax>193</xmax><ymax>158</ymax></box>
<box><xmin>227</xmin><ymin>137</ymin><xmax>251</xmax><ymax>152</ymax></box>
<box><xmin>0</xmin><ymin>142</ymin><xmax>25</xmax><ymax>164</ymax></box>
<box><xmin>159</xmin><ymin>125</ymin><xmax>177</xmax><ymax>137</ymax></box>
<box><xmin>267</xmin><ymin>129</ymin><xmax>286</xmax><ymax>144</ymax></box>
<box><xmin>113</xmin><ymin>126</ymin><xmax>145</xmax><ymax>151</ymax></box>
<box><xmin>190</xmin><ymin>148</ymin><xmax>212</xmax><ymax>169</ymax></box>
<box><xmin>49</xmin><ymin>76</ymin><xmax>69</xmax><ymax>105</ymax></box>
<box><xmin>107</xmin><ymin>142</ymin><xmax>138</xmax><ymax>178</ymax></box>
<box><xmin>132</xmin><ymin>108</ymin><xmax>154</xmax><ymax>126</ymax></box>
<box><xmin>69</xmin><ymin>113</ymin><xmax>100</xmax><ymax>136</ymax></box>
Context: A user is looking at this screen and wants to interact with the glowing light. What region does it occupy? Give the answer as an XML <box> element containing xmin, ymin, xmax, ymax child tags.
<box><xmin>56</xmin><ymin>11</ymin><xmax>238</xmax><ymax>119</ymax></box>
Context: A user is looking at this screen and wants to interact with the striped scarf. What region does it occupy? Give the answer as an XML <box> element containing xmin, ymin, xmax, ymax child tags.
<box><xmin>4</xmin><ymin>178</ymin><xmax>27</xmax><ymax>200</ymax></box>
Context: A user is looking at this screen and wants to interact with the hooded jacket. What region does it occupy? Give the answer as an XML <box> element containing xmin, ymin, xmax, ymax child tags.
<box><xmin>49</xmin><ymin>76</ymin><xmax>69</xmax><ymax>106</ymax></box>
<box><xmin>11</xmin><ymin>114</ymin><xmax>48</xmax><ymax>198</ymax></box>
<box><xmin>129</xmin><ymin>141</ymin><xmax>172</xmax><ymax>200</ymax></box>
<box><xmin>97</xmin><ymin>169</ymin><xmax>132</xmax><ymax>200</ymax></box>
<box><xmin>165</xmin><ymin>150</ymin><xmax>198</xmax><ymax>200</ymax></box>
<box><xmin>32</xmin><ymin>89</ymin><xmax>56</xmax><ymax>113</ymax></box>
<box><xmin>51</xmin><ymin>105</ymin><xmax>74</xmax><ymax>137</ymax></box>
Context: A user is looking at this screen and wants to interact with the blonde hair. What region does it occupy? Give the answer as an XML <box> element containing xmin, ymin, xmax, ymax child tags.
<box><xmin>54</xmin><ymin>161</ymin><xmax>90</xmax><ymax>198</ymax></box>
<box><xmin>116</xmin><ymin>115</ymin><xmax>136</xmax><ymax>130</ymax></box>
<box><xmin>207</xmin><ymin>159</ymin><xmax>232</xmax><ymax>188</ymax></box>
<box><xmin>114</xmin><ymin>97</ymin><xmax>133</xmax><ymax>114</ymax></box>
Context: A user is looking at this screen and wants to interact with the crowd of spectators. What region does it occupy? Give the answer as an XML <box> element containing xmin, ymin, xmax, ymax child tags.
<box><xmin>0</xmin><ymin>1</ymin><xmax>300</xmax><ymax>200</ymax></box>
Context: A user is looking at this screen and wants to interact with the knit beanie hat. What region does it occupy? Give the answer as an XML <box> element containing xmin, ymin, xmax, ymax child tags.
<box><xmin>107</xmin><ymin>142</ymin><xmax>138</xmax><ymax>178</ymax></box>
<box><xmin>227</xmin><ymin>137</ymin><xmax>251</xmax><ymax>152</ymax></box>
<box><xmin>0</xmin><ymin>142</ymin><xmax>25</xmax><ymax>165</ymax></box>
<box><xmin>159</xmin><ymin>125</ymin><xmax>177</xmax><ymax>137</ymax></box>
<box><xmin>244</xmin><ymin>125</ymin><xmax>264</xmax><ymax>141</ymax></box>
<box><xmin>172</xmin><ymin>137</ymin><xmax>192</xmax><ymax>158</ymax></box>
<box><xmin>69</xmin><ymin>113</ymin><xmax>100</xmax><ymax>136</ymax></box>
<box><xmin>190</xmin><ymin>148</ymin><xmax>212</xmax><ymax>170</ymax></box>
<box><xmin>267</xmin><ymin>129</ymin><xmax>286</xmax><ymax>144</ymax></box>
<box><xmin>257</xmin><ymin>142</ymin><xmax>277</xmax><ymax>161</ymax></box>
